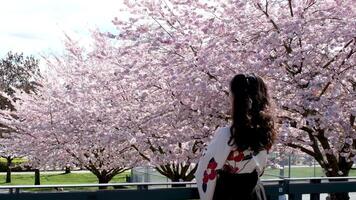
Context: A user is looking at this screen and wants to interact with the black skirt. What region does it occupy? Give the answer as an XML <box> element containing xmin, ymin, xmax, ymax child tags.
<box><xmin>213</xmin><ymin>170</ymin><xmax>267</xmax><ymax>200</ymax></box>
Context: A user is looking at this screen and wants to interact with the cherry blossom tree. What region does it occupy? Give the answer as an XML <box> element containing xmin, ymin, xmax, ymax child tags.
<box><xmin>104</xmin><ymin>34</ymin><xmax>227</xmax><ymax>182</ymax></box>
<box><xmin>0</xmin><ymin>52</ymin><xmax>40</xmax><ymax>183</ymax></box>
<box><xmin>0</xmin><ymin>135</ymin><xmax>24</xmax><ymax>183</ymax></box>
<box><xmin>1</xmin><ymin>1</ymin><xmax>354</xmax><ymax>198</ymax></box>
<box><xmin>1</xmin><ymin>35</ymin><xmax>146</xmax><ymax>187</ymax></box>
<box><xmin>110</xmin><ymin>1</ymin><xmax>355</xmax><ymax>198</ymax></box>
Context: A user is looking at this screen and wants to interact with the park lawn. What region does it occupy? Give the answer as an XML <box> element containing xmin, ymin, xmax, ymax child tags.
<box><xmin>0</xmin><ymin>171</ymin><xmax>130</xmax><ymax>191</ymax></box>
<box><xmin>0</xmin><ymin>157</ymin><xmax>27</xmax><ymax>165</ymax></box>
<box><xmin>262</xmin><ymin>167</ymin><xmax>356</xmax><ymax>179</ymax></box>
<box><xmin>0</xmin><ymin>167</ymin><xmax>355</xmax><ymax>191</ymax></box>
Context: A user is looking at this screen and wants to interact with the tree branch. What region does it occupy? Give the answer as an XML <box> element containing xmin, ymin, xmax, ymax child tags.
<box><xmin>151</xmin><ymin>17</ymin><xmax>174</xmax><ymax>38</ymax></box>
<box><xmin>131</xmin><ymin>144</ymin><xmax>151</xmax><ymax>161</ymax></box>
<box><xmin>317</xmin><ymin>81</ymin><xmax>331</xmax><ymax>98</ymax></box>
<box><xmin>256</xmin><ymin>3</ymin><xmax>280</xmax><ymax>32</ymax></box>
<box><xmin>322</xmin><ymin>38</ymin><xmax>354</xmax><ymax>69</ymax></box>
<box><xmin>286</xmin><ymin>143</ymin><xmax>315</xmax><ymax>157</ymax></box>
<box><xmin>288</xmin><ymin>0</ymin><xmax>294</xmax><ymax>17</ymax></box>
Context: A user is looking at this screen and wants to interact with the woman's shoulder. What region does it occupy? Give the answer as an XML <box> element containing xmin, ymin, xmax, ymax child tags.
<box><xmin>209</xmin><ymin>126</ymin><xmax>231</xmax><ymax>145</ymax></box>
<box><xmin>215</xmin><ymin>126</ymin><xmax>230</xmax><ymax>135</ymax></box>
<box><xmin>212</xmin><ymin>126</ymin><xmax>230</xmax><ymax>140</ymax></box>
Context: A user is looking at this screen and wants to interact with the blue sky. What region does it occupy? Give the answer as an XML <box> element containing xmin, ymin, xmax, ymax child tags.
<box><xmin>0</xmin><ymin>0</ymin><xmax>125</xmax><ymax>57</ymax></box>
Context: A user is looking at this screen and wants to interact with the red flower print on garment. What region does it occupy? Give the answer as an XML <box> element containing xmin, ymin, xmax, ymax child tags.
<box><xmin>202</xmin><ymin>157</ymin><xmax>218</xmax><ymax>192</ymax></box>
<box><xmin>209</xmin><ymin>170</ymin><xmax>217</xmax><ymax>179</ymax></box>
<box><xmin>227</xmin><ymin>150</ymin><xmax>245</xmax><ymax>162</ymax></box>
<box><xmin>207</xmin><ymin>160</ymin><xmax>217</xmax><ymax>169</ymax></box>
<box><xmin>234</xmin><ymin>152</ymin><xmax>244</xmax><ymax>162</ymax></box>
<box><xmin>223</xmin><ymin>164</ymin><xmax>239</xmax><ymax>173</ymax></box>
<box><xmin>227</xmin><ymin>151</ymin><xmax>235</xmax><ymax>161</ymax></box>
<box><xmin>203</xmin><ymin>171</ymin><xmax>209</xmax><ymax>183</ymax></box>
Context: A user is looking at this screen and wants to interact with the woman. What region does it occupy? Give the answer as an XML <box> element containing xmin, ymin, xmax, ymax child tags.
<box><xmin>195</xmin><ymin>74</ymin><xmax>276</xmax><ymax>200</ymax></box>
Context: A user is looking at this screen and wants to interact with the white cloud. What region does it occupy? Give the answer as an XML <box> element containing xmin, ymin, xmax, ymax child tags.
<box><xmin>0</xmin><ymin>0</ymin><xmax>125</xmax><ymax>57</ymax></box>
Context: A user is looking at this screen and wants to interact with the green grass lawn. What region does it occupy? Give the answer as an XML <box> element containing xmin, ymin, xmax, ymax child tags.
<box><xmin>0</xmin><ymin>167</ymin><xmax>355</xmax><ymax>192</ymax></box>
<box><xmin>0</xmin><ymin>171</ymin><xmax>130</xmax><ymax>192</ymax></box>
<box><xmin>262</xmin><ymin>167</ymin><xmax>356</xmax><ymax>179</ymax></box>
<box><xmin>0</xmin><ymin>172</ymin><xmax>129</xmax><ymax>185</ymax></box>
<box><xmin>0</xmin><ymin>157</ymin><xmax>27</xmax><ymax>164</ymax></box>
<box><xmin>0</xmin><ymin>157</ymin><xmax>27</xmax><ymax>170</ymax></box>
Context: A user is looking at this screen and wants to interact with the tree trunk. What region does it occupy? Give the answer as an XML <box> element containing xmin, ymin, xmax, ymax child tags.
<box><xmin>171</xmin><ymin>178</ymin><xmax>186</xmax><ymax>188</ymax></box>
<box><xmin>327</xmin><ymin>176</ymin><xmax>350</xmax><ymax>200</ymax></box>
<box><xmin>329</xmin><ymin>192</ymin><xmax>349</xmax><ymax>200</ymax></box>
<box><xmin>288</xmin><ymin>126</ymin><xmax>354</xmax><ymax>200</ymax></box>
<box><xmin>34</xmin><ymin>169</ymin><xmax>40</xmax><ymax>185</ymax></box>
<box><xmin>98</xmin><ymin>176</ymin><xmax>110</xmax><ymax>190</ymax></box>
<box><xmin>155</xmin><ymin>163</ymin><xmax>197</xmax><ymax>187</ymax></box>
<box><xmin>6</xmin><ymin>168</ymin><xmax>11</xmax><ymax>183</ymax></box>
<box><xmin>326</xmin><ymin>167</ymin><xmax>351</xmax><ymax>200</ymax></box>
<box><xmin>5</xmin><ymin>157</ymin><xmax>13</xmax><ymax>183</ymax></box>
<box><xmin>88</xmin><ymin>168</ymin><xmax>122</xmax><ymax>190</ymax></box>
<box><xmin>64</xmin><ymin>166</ymin><xmax>71</xmax><ymax>174</ymax></box>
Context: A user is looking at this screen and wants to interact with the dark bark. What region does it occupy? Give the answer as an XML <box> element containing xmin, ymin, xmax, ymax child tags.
<box><xmin>320</xmin><ymin>162</ymin><xmax>351</xmax><ymax>200</ymax></box>
<box><xmin>5</xmin><ymin>157</ymin><xmax>13</xmax><ymax>183</ymax></box>
<box><xmin>34</xmin><ymin>169</ymin><xmax>40</xmax><ymax>185</ymax></box>
<box><xmin>85</xmin><ymin>165</ymin><xmax>126</xmax><ymax>190</ymax></box>
<box><xmin>329</xmin><ymin>188</ymin><xmax>350</xmax><ymax>200</ymax></box>
<box><xmin>64</xmin><ymin>166</ymin><xmax>71</xmax><ymax>174</ymax></box>
<box><xmin>171</xmin><ymin>178</ymin><xmax>186</xmax><ymax>188</ymax></box>
<box><xmin>98</xmin><ymin>176</ymin><xmax>110</xmax><ymax>190</ymax></box>
<box><xmin>328</xmin><ymin>176</ymin><xmax>350</xmax><ymax>200</ymax></box>
<box><xmin>326</xmin><ymin>131</ymin><xmax>353</xmax><ymax>200</ymax></box>
<box><xmin>6</xmin><ymin>168</ymin><xmax>11</xmax><ymax>183</ymax></box>
<box><xmin>287</xmin><ymin>126</ymin><xmax>353</xmax><ymax>200</ymax></box>
<box><xmin>325</xmin><ymin>159</ymin><xmax>351</xmax><ymax>200</ymax></box>
<box><xmin>156</xmin><ymin>163</ymin><xmax>197</xmax><ymax>187</ymax></box>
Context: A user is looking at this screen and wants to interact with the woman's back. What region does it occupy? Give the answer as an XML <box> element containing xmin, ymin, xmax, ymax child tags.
<box><xmin>195</xmin><ymin>74</ymin><xmax>275</xmax><ymax>200</ymax></box>
<box><xmin>213</xmin><ymin>170</ymin><xmax>266</xmax><ymax>200</ymax></box>
<box><xmin>222</xmin><ymin>148</ymin><xmax>267</xmax><ymax>175</ymax></box>
<box><xmin>213</xmin><ymin>148</ymin><xmax>268</xmax><ymax>200</ymax></box>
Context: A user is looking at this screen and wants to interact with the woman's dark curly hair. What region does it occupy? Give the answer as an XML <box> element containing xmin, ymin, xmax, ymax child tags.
<box><xmin>229</xmin><ymin>74</ymin><xmax>276</xmax><ymax>153</ymax></box>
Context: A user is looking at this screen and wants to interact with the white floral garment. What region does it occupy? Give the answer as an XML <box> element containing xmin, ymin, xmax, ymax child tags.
<box><xmin>222</xmin><ymin>148</ymin><xmax>267</xmax><ymax>175</ymax></box>
<box><xmin>195</xmin><ymin>126</ymin><xmax>268</xmax><ymax>200</ymax></box>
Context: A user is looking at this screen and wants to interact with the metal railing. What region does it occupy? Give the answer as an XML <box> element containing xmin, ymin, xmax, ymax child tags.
<box><xmin>0</xmin><ymin>177</ymin><xmax>356</xmax><ymax>200</ymax></box>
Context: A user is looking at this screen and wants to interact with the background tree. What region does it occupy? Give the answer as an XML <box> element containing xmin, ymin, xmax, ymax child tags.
<box><xmin>111</xmin><ymin>1</ymin><xmax>354</xmax><ymax>199</ymax></box>
<box><xmin>1</xmin><ymin>2</ymin><xmax>354</xmax><ymax>199</ymax></box>
<box><xmin>86</xmin><ymin>32</ymin><xmax>223</xmax><ymax>183</ymax></box>
<box><xmin>0</xmin><ymin>136</ymin><xmax>23</xmax><ymax>183</ymax></box>
<box><xmin>1</xmin><ymin>36</ymin><xmax>145</xmax><ymax>189</ymax></box>
<box><xmin>0</xmin><ymin>51</ymin><xmax>40</xmax><ymax>183</ymax></box>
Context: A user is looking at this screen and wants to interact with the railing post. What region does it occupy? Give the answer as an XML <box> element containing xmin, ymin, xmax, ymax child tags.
<box><xmin>125</xmin><ymin>175</ymin><xmax>131</xmax><ymax>183</ymax></box>
<box><xmin>137</xmin><ymin>184</ymin><xmax>148</xmax><ymax>190</ymax></box>
<box><xmin>275</xmin><ymin>179</ymin><xmax>288</xmax><ymax>200</ymax></box>
<box><xmin>287</xmin><ymin>178</ymin><xmax>302</xmax><ymax>200</ymax></box>
<box><xmin>15</xmin><ymin>188</ymin><xmax>20</xmax><ymax>194</ymax></box>
<box><xmin>289</xmin><ymin>193</ymin><xmax>302</xmax><ymax>200</ymax></box>
<box><xmin>9</xmin><ymin>188</ymin><xmax>13</xmax><ymax>194</ymax></box>
<box><xmin>34</xmin><ymin>169</ymin><xmax>41</xmax><ymax>185</ymax></box>
<box><xmin>310</xmin><ymin>179</ymin><xmax>321</xmax><ymax>200</ymax></box>
<box><xmin>279</xmin><ymin>180</ymin><xmax>287</xmax><ymax>196</ymax></box>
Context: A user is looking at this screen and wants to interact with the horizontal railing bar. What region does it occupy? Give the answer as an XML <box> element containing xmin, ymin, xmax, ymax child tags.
<box><xmin>0</xmin><ymin>188</ymin><xmax>200</xmax><ymax>200</ymax></box>
<box><xmin>262</xmin><ymin>176</ymin><xmax>356</xmax><ymax>181</ymax></box>
<box><xmin>0</xmin><ymin>180</ymin><xmax>283</xmax><ymax>189</ymax></box>
<box><xmin>0</xmin><ymin>182</ymin><xmax>196</xmax><ymax>189</ymax></box>
<box><xmin>288</xmin><ymin>181</ymin><xmax>356</xmax><ymax>193</ymax></box>
<box><xmin>261</xmin><ymin>179</ymin><xmax>284</xmax><ymax>182</ymax></box>
<box><xmin>284</xmin><ymin>176</ymin><xmax>356</xmax><ymax>181</ymax></box>
<box><xmin>1</xmin><ymin>176</ymin><xmax>355</xmax><ymax>190</ymax></box>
